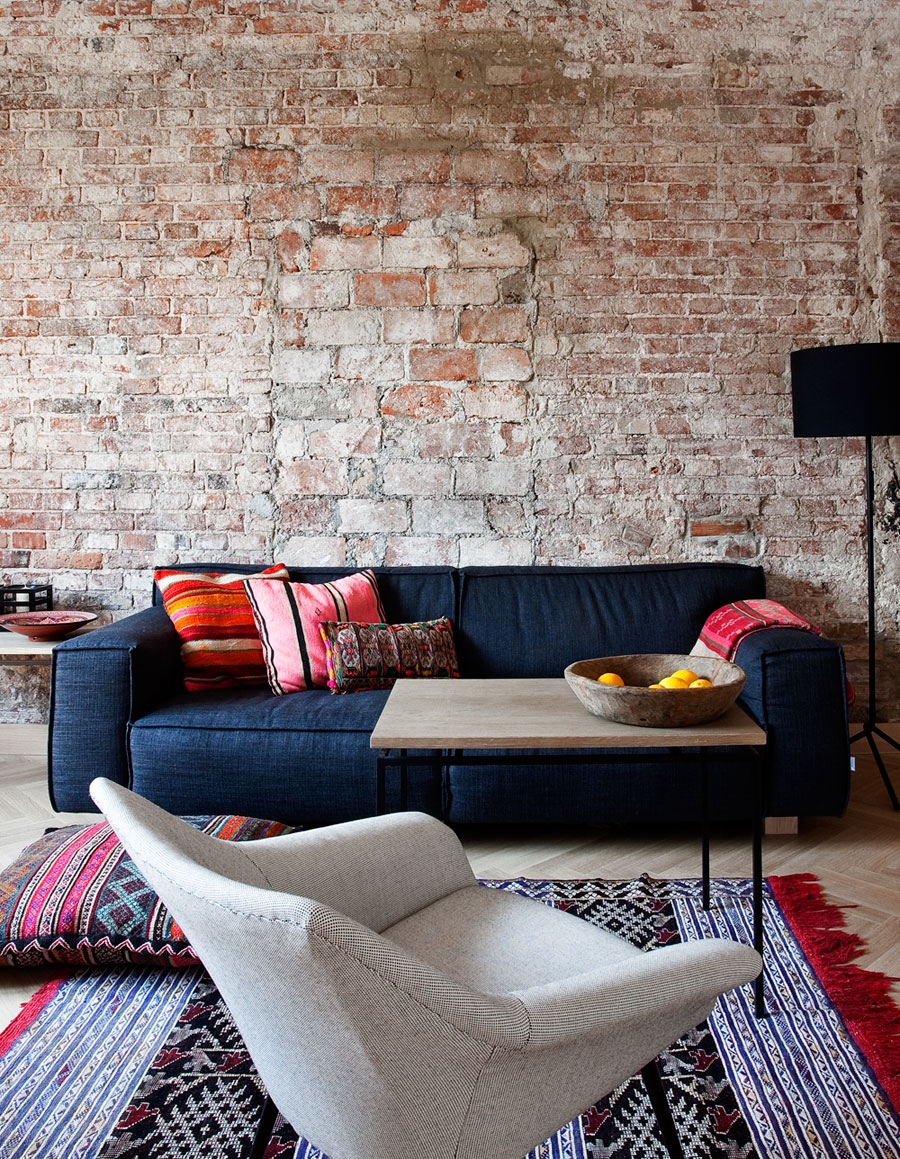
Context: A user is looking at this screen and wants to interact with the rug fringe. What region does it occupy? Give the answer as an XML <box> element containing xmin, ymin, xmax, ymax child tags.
<box><xmin>769</xmin><ymin>873</ymin><xmax>900</xmax><ymax>1109</ymax></box>
<box><xmin>0</xmin><ymin>972</ymin><xmax>70</xmax><ymax>1058</ymax></box>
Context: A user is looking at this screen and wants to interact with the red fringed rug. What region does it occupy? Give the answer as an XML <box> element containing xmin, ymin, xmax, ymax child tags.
<box><xmin>770</xmin><ymin>872</ymin><xmax>900</xmax><ymax>1110</ymax></box>
<box><xmin>1</xmin><ymin>874</ymin><xmax>899</xmax><ymax>1158</ymax></box>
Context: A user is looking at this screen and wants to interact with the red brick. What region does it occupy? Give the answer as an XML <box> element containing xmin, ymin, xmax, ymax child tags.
<box><xmin>354</xmin><ymin>272</ymin><xmax>426</xmax><ymax>307</ymax></box>
<box><xmin>276</xmin><ymin>229</ymin><xmax>306</xmax><ymax>272</ymax></box>
<box><xmin>309</xmin><ymin>235</ymin><xmax>380</xmax><ymax>270</ymax></box>
<box><xmin>690</xmin><ymin>519</ymin><xmax>748</xmax><ymax>537</ymax></box>
<box><xmin>383</xmin><ymin>308</ymin><xmax>454</xmax><ymax>345</ymax></box>
<box><xmin>381</xmin><ymin>383</ymin><xmax>457</xmax><ymax>419</ymax></box>
<box><xmin>326</xmin><ymin>186</ymin><xmax>398</xmax><ymax>218</ymax></box>
<box><xmin>453</xmin><ymin>149</ymin><xmax>526</xmax><ymax>184</ymax></box>
<box><xmin>459</xmin><ymin>307</ymin><xmax>530</xmax><ymax>343</ymax></box>
<box><xmin>408</xmin><ymin>347</ymin><xmax>478</xmax><ymax>382</ymax></box>
<box><xmin>303</xmin><ymin>148</ymin><xmax>375</xmax><ymax>184</ymax></box>
<box><xmin>245</xmin><ymin>188</ymin><xmax>319</xmax><ymax>220</ymax></box>
<box><xmin>11</xmin><ymin>531</ymin><xmax>46</xmax><ymax>549</ymax></box>
<box><xmin>377</xmin><ymin>150</ymin><xmax>450</xmax><ymax>183</ymax></box>
<box><xmin>400</xmin><ymin>186</ymin><xmax>473</xmax><ymax>218</ymax></box>
<box><xmin>429</xmin><ymin>271</ymin><xmax>499</xmax><ymax>306</ymax></box>
<box><xmin>227</xmin><ymin>148</ymin><xmax>299</xmax><ymax>184</ymax></box>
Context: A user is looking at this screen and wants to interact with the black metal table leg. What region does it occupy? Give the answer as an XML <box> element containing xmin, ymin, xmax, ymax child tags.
<box><xmin>701</xmin><ymin>759</ymin><xmax>710</xmax><ymax>910</ymax></box>
<box><xmin>641</xmin><ymin>1060</ymin><xmax>685</xmax><ymax>1159</ymax></box>
<box><xmin>398</xmin><ymin>748</ymin><xmax>407</xmax><ymax>810</ymax></box>
<box><xmin>375</xmin><ymin>749</ymin><xmax>407</xmax><ymax>814</ymax></box>
<box><xmin>375</xmin><ymin>753</ymin><xmax>386</xmax><ymax>814</ymax></box>
<box><xmin>440</xmin><ymin>749</ymin><xmax>456</xmax><ymax>821</ymax></box>
<box><xmin>247</xmin><ymin>1093</ymin><xmax>278</xmax><ymax>1159</ymax></box>
<box><xmin>752</xmin><ymin>746</ymin><xmax>766</xmax><ymax>1018</ymax></box>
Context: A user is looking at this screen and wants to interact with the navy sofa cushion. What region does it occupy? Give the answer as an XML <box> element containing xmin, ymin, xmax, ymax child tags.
<box><xmin>455</xmin><ymin>564</ymin><xmax>766</xmax><ymax>678</ymax></box>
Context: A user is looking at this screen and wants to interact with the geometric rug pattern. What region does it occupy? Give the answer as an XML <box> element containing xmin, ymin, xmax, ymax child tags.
<box><xmin>1</xmin><ymin>875</ymin><xmax>899</xmax><ymax>1158</ymax></box>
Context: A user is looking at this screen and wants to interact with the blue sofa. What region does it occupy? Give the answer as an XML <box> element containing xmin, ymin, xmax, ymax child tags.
<box><xmin>48</xmin><ymin>562</ymin><xmax>851</xmax><ymax>827</ymax></box>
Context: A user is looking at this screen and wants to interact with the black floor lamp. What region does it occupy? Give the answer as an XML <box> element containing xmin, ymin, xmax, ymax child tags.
<box><xmin>790</xmin><ymin>341</ymin><xmax>900</xmax><ymax>809</ymax></box>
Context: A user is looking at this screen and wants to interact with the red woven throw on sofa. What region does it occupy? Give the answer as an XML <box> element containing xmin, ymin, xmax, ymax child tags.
<box><xmin>693</xmin><ymin>599</ymin><xmax>821</xmax><ymax>658</ymax></box>
<box><xmin>691</xmin><ymin>598</ymin><xmax>855</xmax><ymax>707</ymax></box>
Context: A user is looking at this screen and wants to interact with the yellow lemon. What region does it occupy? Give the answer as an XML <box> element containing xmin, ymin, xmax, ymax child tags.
<box><xmin>689</xmin><ymin>678</ymin><xmax>713</xmax><ymax>688</ymax></box>
<box><xmin>669</xmin><ymin>668</ymin><xmax>700</xmax><ymax>685</ymax></box>
<box><xmin>658</xmin><ymin>675</ymin><xmax>689</xmax><ymax>689</ymax></box>
<box><xmin>648</xmin><ymin>683</ymin><xmax>664</xmax><ymax>690</ymax></box>
<box><xmin>597</xmin><ymin>672</ymin><xmax>625</xmax><ymax>686</ymax></box>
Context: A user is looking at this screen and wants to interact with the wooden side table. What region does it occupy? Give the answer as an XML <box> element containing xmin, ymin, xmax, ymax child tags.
<box><xmin>0</xmin><ymin>626</ymin><xmax>99</xmax><ymax>666</ymax></box>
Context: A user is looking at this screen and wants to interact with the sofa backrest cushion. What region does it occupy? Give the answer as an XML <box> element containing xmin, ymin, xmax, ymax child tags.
<box><xmin>455</xmin><ymin>564</ymin><xmax>767</xmax><ymax>678</ymax></box>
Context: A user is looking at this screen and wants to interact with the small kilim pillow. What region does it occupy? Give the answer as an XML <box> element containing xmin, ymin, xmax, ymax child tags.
<box><xmin>0</xmin><ymin>815</ymin><xmax>295</xmax><ymax>968</ymax></box>
<box><xmin>245</xmin><ymin>570</ymin><xmax>386</xmax><ymax>694</ymax></box>
<box><xmin>319</xmin><ymin>617</ymin><xmax>460</xmax><ymax>693</ymax></box>
<box><xmin>155</xmin><ymin>564</ymin><xmax>290</xmax><ymax>692</ymax></box>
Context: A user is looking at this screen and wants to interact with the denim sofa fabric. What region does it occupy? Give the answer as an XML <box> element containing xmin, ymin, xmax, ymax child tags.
<box><xmin>49</xmin><ymin>562</ymin><xmax>851</xmax><ymax>827</ymax></box>
<box><xmin>454</xmin><ymin>564</ymin><xmax>767</xmax><ymax>678</ymax></box>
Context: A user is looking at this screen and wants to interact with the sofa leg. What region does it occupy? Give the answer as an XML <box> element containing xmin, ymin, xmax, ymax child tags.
<box><xmin>247</xmin><ymin>1092</ymin><xmax>278</xmax><ymax>1159</ymax></box>
<box><xmin>764</xmin><ymin>815</ymin><xmax>798</xmax><ymax>835</ymax></box>
<box><xmin>641</xmin><ymin>1059</ymin><xmax>685</xmax><ymax>1159</ymax></box>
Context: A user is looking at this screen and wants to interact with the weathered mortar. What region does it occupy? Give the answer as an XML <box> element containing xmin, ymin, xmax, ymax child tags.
<box><xmin>1</xmin><ymin>0</ymin><xmax>899</xmax><ymax>721</ymax></box>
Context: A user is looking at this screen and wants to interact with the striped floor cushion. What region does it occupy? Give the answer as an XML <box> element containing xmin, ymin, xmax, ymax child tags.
<box><xmin>0</xmin><ymin>815</ymin><xmax>295</xmax><ymax>968</ymax></box>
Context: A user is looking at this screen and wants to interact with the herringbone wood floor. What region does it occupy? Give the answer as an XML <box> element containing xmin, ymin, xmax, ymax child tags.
<box><xmin>2</xmin><ymin>723</ymin><xmax>899</xmax><ymax>1032</ymax></box>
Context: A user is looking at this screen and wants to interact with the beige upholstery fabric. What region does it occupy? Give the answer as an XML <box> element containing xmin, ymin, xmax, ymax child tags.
<box><xmin>89</xmin><ymin>777</ymin><xmax>761</xmax><ymax>1159</ymax></box>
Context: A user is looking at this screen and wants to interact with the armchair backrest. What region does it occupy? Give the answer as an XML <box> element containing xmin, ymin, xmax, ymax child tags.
<box><xmin>90</xmin><ymin>778</ymin><xmax>477</xmax><ymax>931</ymax></box>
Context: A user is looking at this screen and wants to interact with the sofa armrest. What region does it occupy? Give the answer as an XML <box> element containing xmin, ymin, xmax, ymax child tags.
<box><xmin>733</xmin><ymin>627</ymin><xmax>851</xmax><ymax>817</ymax></box>
<box><xmin>49</xmin><ymin>606</ymin><xmax>182</xmax><ymax>812</ymax></box>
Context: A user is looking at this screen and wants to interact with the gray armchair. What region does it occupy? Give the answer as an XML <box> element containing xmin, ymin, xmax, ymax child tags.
<box><xmin>89</xmin><ymin>777</ymin><xmax>761</xmax><ymax>1159</ymax></box>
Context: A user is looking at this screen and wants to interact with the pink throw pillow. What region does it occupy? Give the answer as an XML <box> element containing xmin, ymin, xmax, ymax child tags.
<box><xmin>244</xmin><ymin>570</ymin><xmax>386</xmax><ymax>694</ymax></box>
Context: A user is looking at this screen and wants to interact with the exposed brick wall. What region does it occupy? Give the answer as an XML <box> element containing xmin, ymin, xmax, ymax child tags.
<box><xmin>2</xmin><ymin>0</ymin><xmax>900</xmax><ymax>721</ymax></box>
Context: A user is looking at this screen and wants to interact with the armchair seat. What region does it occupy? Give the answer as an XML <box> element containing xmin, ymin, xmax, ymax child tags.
<box><xmin>383</xmin><ymin>883</ymin><xmax>642</xmax><ymax>991</ymax></box>
<box><xmin>89</xmin><ymin>777</ymin><xmax>761</xmax><ymax>1159</ymax></box>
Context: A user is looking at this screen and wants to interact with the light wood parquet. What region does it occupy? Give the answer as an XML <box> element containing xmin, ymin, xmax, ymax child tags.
<box><xmin>1</xmin><ymin>723</ymin><xmax>899</xmax><ymax>1032</ymax></box>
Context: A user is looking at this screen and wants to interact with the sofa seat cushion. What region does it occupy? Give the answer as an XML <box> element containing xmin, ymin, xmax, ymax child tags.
<box><xmin>133</xmin><ymin>686</ymin><xmax>389</xmax><ymax>733</ymax></box>
<box><xmin>128</xmin><ymin>688</ymin><xmax>417</xmax><ymax>825</ymax></box>
<box><xmin>384</xmin><ymin>882</ymin><xmax>640</xmax><ymax>993</ymax></box>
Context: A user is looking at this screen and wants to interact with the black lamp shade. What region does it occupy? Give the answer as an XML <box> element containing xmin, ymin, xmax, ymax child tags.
<box><xmin>790</xmin><ymin>342</ymin><xmax>900</xmax><ymax>437</ymax></box>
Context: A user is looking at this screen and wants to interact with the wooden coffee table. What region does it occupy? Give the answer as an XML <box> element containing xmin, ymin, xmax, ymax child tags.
<box><xmin>371</xmin><ymin>677</ymin><xmax>767</xmax><ymax>1016</ymax></box>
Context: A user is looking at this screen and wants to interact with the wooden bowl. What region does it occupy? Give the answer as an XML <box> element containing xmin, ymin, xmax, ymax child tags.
<box><xmin>0</xmin><ymin>611</ymin><xmax>97</xmax><ymax>642</ymax></box>
<box><xmin>564</xmin><ymin>653</ymin><xmax>746</xmax><ymax>728</ymax></box>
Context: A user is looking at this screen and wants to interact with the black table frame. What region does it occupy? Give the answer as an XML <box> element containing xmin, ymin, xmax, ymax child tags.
<box><xmin>375</xmin><ymin>745</ymin><xmax>767</xmax><ymax>1018</ymax></box>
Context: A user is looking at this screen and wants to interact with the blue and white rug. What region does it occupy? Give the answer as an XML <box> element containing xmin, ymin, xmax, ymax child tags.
<box><xmin>1</xmin><ymin>876</ymin><xmax>898</xmax><ymax>1158</ymax></box>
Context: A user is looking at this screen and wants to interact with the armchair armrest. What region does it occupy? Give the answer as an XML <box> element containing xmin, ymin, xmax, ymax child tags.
<box><xmin>515</xmin><ymin>938</ymin><xmax>762</xmax><ymax>1048</ymax></box>
<box><xmin>734</xmin><ymin>627</ymin><xmax>851</xmax><ymax>817</ymax></box>
<box><xmin>50</xmin><ymin>607</ymin><xmax>182</xmax><ymax>812</ymax></box>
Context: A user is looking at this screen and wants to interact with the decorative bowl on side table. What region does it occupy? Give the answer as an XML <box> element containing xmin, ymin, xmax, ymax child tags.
<box><xmin>0</xmin><ymin>611</ymin><xmax>98</xmax><ymax>642</ymax></box>
<box><xmin>564</xmin><ymin>653</ymin><xmax>746</xmax><ymax>728</ymax></box>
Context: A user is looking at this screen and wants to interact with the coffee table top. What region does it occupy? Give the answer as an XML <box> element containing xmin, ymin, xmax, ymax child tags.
<box><xmin>370</xmin><ymin>678</ymin><xmax>765</xmax><ymax>750</ymax></box>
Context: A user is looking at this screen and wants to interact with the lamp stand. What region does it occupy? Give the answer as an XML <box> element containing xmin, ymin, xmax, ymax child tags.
<box><xmin>850</xmin><ymin>436</ymin><xmax>900</xmax><ymax>810</ymax></box>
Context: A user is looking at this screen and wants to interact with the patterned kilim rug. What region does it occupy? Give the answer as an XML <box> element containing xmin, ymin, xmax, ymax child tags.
<box><xmin>1</xmin><ymin>874</ymin><xmax>899</xmax><ymax>1159</ymax></box>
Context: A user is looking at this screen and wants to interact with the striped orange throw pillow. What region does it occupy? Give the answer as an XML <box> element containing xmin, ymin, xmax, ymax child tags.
<box><xmin>155</xmin><ymin>565</ymin><xmax>290</xmax><ymax>692</ymax></box>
